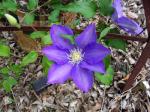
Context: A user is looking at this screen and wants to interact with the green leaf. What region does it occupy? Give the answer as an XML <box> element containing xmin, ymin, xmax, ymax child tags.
<box><xmin>9</xmin><ymin>64</ymin><xmax>23</xmax><ymax>77</ymax></box>
<box><xmin>24</xmin><ymin>13</ymin><xmax>35</xmax><ymax>25</ymax></box>
<box><xmin>98</xmin><ymin>0</ymin><xmax>114</xmax><ymax>16</ymax></box>
<box><xmin>3</xmin><ymin>77</ymin><xmax>17</xmax><ymax>92</ymax></box>
<box><xmin>41</xmin><ymin>34</ymin><xmax>52</xmax><ymax>45</ymax></box>
<box><xmin>2</xmin><ymin>0</ymin><xmax>17</xmax><ymax>12</ymax></box>
<box><xmin>103</xmin><ymin>55</ymin><xmax>111</xmax><ymax>69</ymax></box>
<box><xmin>30</xmin><ymin>31</ymin><xmax>47</xmax><ymax>39</ymax></box>
<box><xmin>21</xmin><ymin>51</ymin><xmax>38</xmax><ymax>67</ymax></box>
<box><xmin>99</xmin><ymin>27</ymin><xmax>112</xmax><ymax>41</ymax></box>
<box><xmin>27</xmin><ymin>0</ymin><xmax>38</xmax><ymax>10</ymax></box>
<box><xmin>0</xmin><ymin>45</ymin><xmax>10</xmax><ymax>57</ymax></box>
<box><xmin>48</xmin><ymin>9</ymin><xmax>60</xmax><ymax>23</ymax></box>
<box><xmin>0</xmin><ymin>67</ymin><xmax>10</xmax><ymax>75</ymax></box>
<box><xmin>95</xmin><ymin>66</ymin><xmax>114</xmax><ymax>85</ymax></box>
<box><xmin>62</xmin><ymin>1</ymin><xmax>96</xmax><ymax>18</ymax></box>
<box><xmin>105</xmin><ymin>39</ymin><xmax>127</xmax><ymax>51</ymax></box>
<box><xmin>42</xmin><ymin>56</ymin><xmax>53</xmax><ymax>75</ymax></box>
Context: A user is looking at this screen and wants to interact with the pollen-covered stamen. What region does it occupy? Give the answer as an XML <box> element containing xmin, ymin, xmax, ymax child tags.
<box><xmin>67</xmin><ymin>48</ymin><xmax>84</xmax><ymax>65</ymax></box>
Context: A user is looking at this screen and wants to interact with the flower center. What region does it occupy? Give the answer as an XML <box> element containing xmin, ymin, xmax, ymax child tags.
<box><xmin>68</xmin><ymin>48</ymin><xmax>84</xmax><ymax>65</ymax></box>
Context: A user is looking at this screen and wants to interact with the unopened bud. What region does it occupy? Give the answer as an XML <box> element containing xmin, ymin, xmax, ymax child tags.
<box><xmin>4</xmin><ymin>14</ymin><xmax>20</xmax><ymax>28</ymax></box>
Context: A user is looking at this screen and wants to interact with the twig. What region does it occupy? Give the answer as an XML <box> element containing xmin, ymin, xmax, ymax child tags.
<box><xmin>20</xmin><ymin>0</ymin><xmax>51</xmax><ymax>23</ymax></box>
<box><xmin>100</xmin><ymin>86</ymin><xmax>106</xmax><ymax>112</ymax></box>
<box><xmin>11</xmin><ymin>89</ymin><xmax>21</xmax><ymax>112</ymax></box>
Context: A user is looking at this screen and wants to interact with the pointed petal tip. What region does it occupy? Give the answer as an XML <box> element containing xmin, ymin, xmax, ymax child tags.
<box><xmin>50</xmin><ymin>24</ymin><xmax>74</xmax><ymax>50</ymax></box>
<box><xmin>75</xmin><ymin>24</ymin><xmax>97</xmax><ymax>48</ymax></box>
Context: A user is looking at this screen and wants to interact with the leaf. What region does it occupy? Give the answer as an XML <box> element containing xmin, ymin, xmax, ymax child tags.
<box><xmin>3</xmin><ymin>77</ymin><xmax>17</xmax><ymax>92</ymax></box>
<box><xmin>0</xmin><ymin>44</ymin><xmax>10</xmax><ymax>57</ymax></box>
<box><xmin>95</xmin><ymin>66</ymin><xmax>114</xmax><ymax>85</ymax></box>
<box><xmin>62</xmin><ymin>1</ymin><xmax>96</xmax><ymax>18</ymax></box>
<box><xmin>9</xmin><ymin>64</ymin><xmax>23</xmax><ymax>77</ymax></box>
<box><xmin>105</xmin><ymin>39</ymin><xmax>127</xmax><ymax>51</ymax></box>
<box><xmin>21</xmin><ymin>51</ymin><xmax>38</xmax><ymax>67</ymax></box>
<box><xmin>30</xmin><ymin>31</ymin><xmax>47</xmax><ymax>39</ymax></box>
<box><xmin>27</xmin><ymin>0</ymin><xmax>38</xmax><ymax>10</ymax></box>
<box><xmin>42</xmin><ymin>56</ymin><xmax>53</xmax><ymax>75</ymax></box>
<box><xmin>99</xmin><ymin>27</ymin><xmax>112</xmax><ymax>41</ymax></box>
<box><xmin>60</xmin><ymin>12</ymin><xmax>77</xmax><ymax>26</ymax></box>
<box><xmin>14</xmin><ymin>31</ymin><xmax>41</xmax><ymax>52</ymax></box>
<box><xmin>24</xmin><ymin>13</ymin><xmax>35</xmax><ymax>25</ymax></box>
<box><xmin>0</xmin><ymin>67</ymin><xmax>10</xmax><ymax>75</ymax></box>
<box><xmin>41</xmin><ymin>34</ymin><xmax>52</xmax><ymax>45</ymax></box>
<box><xmin>48</xmin><ymin>9</ymin><xmax>60</xmax><ymax>23</ymax></box>
<box><xmin>98</xmin><ymin>0</ymin><xmax>114</xmax><ymax>16</ymax></box>
<box><xmin>103</xmin><ymin>55</ymin><xmax>111</xmax><ymax>69</ymax></box>
<box><xmin>2</xmin><ymin>0</ymin><xmax>17</xmax><ymax>12</ymax></box>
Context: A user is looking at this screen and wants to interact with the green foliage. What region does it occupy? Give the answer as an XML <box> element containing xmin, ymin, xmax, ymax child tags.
<box><xmin>103</xmin><ymin>55</ymin><xmax>111</xmax><ymax>69</ymax></box>
<box><xmin>0</xmin><ymin>64</ymin><xmax>23</xmax><ymax>77</ymax></box>
<box><xmin>0</xmin><ymin>44</ymin><xmax>10</xmax><ymax>57</ymax></box>
<box><xmin>42</xmin><ymin>56</ymin><xmax>53</xmax><ymax>75</ymax></box>
<box><xmin>99</xmin><ymin>27</ymin><xmax>112</xmax><ymax>41</ymax></box>
<box><xmin>0</xmin><ymin>67</ymin><xmax>10</xmax><ymax>75</ymax></box>
<box><xmin>105</xmin><ymin>39</ymin><xmax>127</xmax><ymax>51</ymax></box>
<box><xmin>24</xmin><ymin>13</ymin><xmax>35</xmax><ymax>25</ymax></box>
<box><xmin>21</xmin><ymin>51</ymin><xmax>38</xmax><ymax>67</ymax></box>
<box><xmin>27</xmin><ymin>0</ymin><xmax>38</xmax><ymax>10</ymax></box>
<box><xmin>48</xmin><ymin>9</ymin><xmax>60</xmax><ymax>23</ymax></box>
<box><xmin>9</xmin><ymin>64</ymin><xmax>23</xmax><ymax>77</ymax></box>
<box><xmin>61</xmin><ymin>1</ymin><xmax>96</xmax><ymax>18</ymax></box>
<box><xmin>30</xmin><ymin>31</ymin><xmax>52</xmax><ymax>45</ymax></box>
<box><xmin>95</xmin><ymin>65</ymin><xmax>114</xmax><ymax>85</ymax></box>
<box><xmin>1</xmin><ymin>0</ymin><xmax>17</xmax><ymax>12</ymax></box>
<box><xmin>2</xmin><ymin>76</ymin><xmax>17</xmax><ymax>92</ymax></box>
<box><xmin>67</xmin><ymin>1</ymin><xmax>96</xmax><ymax>18</ymax></box>
<box><xmin>30</xmin><ymin>31</ymin><xmax>47</xmax><ymax>39</ymax></box>
<box><xmin>98</xmin><ymin>0</ymin><xmax>114</xmax><ymax>16</ymax></box>
<box><xmin>42</xmin><ymin>34</ymin><xmax>52</xmax><ymax>45</ymax></box>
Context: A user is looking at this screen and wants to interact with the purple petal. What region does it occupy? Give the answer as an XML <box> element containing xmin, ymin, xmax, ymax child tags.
<box><xmin>112</xmin><ymin>0</ymin><xmax>123</xmax><ymax>21</ymax></box>
<box><xmin>81</xmin><ymin>61</ymin><xmax>106</xmax><ymax>74</ymax></box>
<box><xmin>84</xmin><ymin>43</ymin><xmax>111</xmax><ymax>64</ymax></box>
<box><xmin>47</xmin><ymin>63</ymin><xmax>73</xmax><ymax>84</ymax></box>
<box><xmin>115</xmin><ymin>16</ymin><xmax>143</xmax><ymax>35</ymax></box>
<box><xmin>50</xmin><ymin>24</ymin><xmax>74</xmax><ymax>50</ymax></box>
<box><xmin>42</xmin><ymin>45</ymin><xmax>68</xmax><ymax>64</ymax></box>
<box><xmin>71</xmin><ymin>65</ymin><xmax>93</xmax><ymax>92</ymax></box>
<box><xmin>75</xmin><ymin>24</ymin><xmax>97</xmax><ymax>49</ymax></box>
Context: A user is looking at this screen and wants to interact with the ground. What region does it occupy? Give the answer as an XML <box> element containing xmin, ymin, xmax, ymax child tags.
<box><xmin>0</xmin><ymin>0</ymin><xmax>150</xmax><ymax>112</ymax></box>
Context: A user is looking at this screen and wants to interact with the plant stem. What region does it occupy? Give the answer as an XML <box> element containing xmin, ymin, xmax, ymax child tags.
<box><xmin>20</xmin><ymin>0</ymin><xmax>51</xmax><ymax>23</ymax></box>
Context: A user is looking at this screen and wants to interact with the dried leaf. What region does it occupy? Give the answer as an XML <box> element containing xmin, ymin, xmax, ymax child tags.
<box><xmin>13</xmin><ymin>31</ymin><xmax>41</xmax><ymax>52</ymax></box>
<box><xmin>60</xmin><ymin>12</ymin><xmax>77</xmax><ymax>26</ymax></box>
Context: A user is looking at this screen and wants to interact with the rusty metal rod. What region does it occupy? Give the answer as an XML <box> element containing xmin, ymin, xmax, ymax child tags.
<box><xmin>123</xmin><ymin>0</ymin><xmax>150</xmax><ymax>91</ymax></box>
<box><xmin>0</xmin><ymin>26</ymin><xmax>148</xmax><ymax>42</ymax></box>
<box><xmin>123</xmin><ymin>38</ymin><xmax>150</xmax><ymax>92</ymax></box>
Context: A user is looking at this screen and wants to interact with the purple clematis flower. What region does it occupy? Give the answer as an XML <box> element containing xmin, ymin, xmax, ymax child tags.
<box><xmin>42</xmin><ymin>24</ymin><xmax>110</xmax><ymax>92</ymax></box>
<box><xmin>112</xmin><ymin>0</ymin><xmax>143</xmax><ymax>35</ymax></box>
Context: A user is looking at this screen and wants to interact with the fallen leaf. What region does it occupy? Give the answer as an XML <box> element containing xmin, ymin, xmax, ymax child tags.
<box><xmin>13</xmin><ymin>31</ymin><xmax>41</xmax><ymax>52</ymax></box>
<box><xmin>60</xmin><ymin>12</ymin><xmax>77</xmax><ymax>26</ymax></box>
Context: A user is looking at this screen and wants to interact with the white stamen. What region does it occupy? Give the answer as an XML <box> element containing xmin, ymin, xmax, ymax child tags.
<box><xmin>67</xmin><ymin>48</ymin><xmax>84</xmax><ymax>65</ymax></box>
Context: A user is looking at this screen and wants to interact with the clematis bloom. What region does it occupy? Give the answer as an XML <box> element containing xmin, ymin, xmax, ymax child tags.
<box><xmin>42</xmin><ymin>24</ymin><xmax>110</xmax><ymax>92</ymax></box>
<box><xmin>112</xmin><ymin>0</ymin><xmax>143</xmax><ymax>35</ymax></box>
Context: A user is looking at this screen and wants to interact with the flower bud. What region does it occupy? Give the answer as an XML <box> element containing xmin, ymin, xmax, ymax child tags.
<box><xmin>4</xmin><ymin>14</ymin><xmax>20</xmax><ymax>28</ymax></box>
